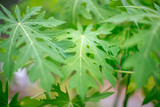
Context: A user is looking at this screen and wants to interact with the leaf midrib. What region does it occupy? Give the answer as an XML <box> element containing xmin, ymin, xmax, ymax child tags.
<box><xmin>18</xmin><ymin>23</ymin><xmax>45</xmax><ymax>78</ymax></box>
<box><xmin>6</xmin><ymin>24</ymin><xmax>19</xmax><ymax>75</ymax></box>
<box><xmin>72</xmin><ymin>0</ymin><xmax>79</xmax><ymax>24</ymax></box>
<box><xmin>88</xmin><ymin>0</ymin><xmax>104</xmax><ymax>20</ymax></box>
<box><xmin>79</xmin><ymin>35</ymin><xmax>84</xmax><ymax>75</ymax></box>
<box><xmin>144</xmin><ymin>22</ymin><xmax>160</xmax><ymax>57</ymax></box>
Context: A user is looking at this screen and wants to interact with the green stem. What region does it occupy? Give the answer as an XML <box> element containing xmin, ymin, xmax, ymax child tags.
<box><xmin>115</xmin><ymin>70</ymin><xmax>134</xmax><ymax>74</ymax></box>
<box><xmin>123</xmin><ymin>74</ymin><xmax>131</xmax><ymax>107</ymax></box>
<box><xmin>113</xmin><ymin>73</ymin><xmax>123</xmax><ymax>107</ymax></box>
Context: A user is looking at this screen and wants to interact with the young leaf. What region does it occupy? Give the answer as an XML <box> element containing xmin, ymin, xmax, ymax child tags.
<box><xmin>143</xmin><ymin>85</ymin><xmax>160</xmax><ymax>106</ymax></box>
<box><xmin>56</xmin><ymin>23</ymin><xmax>116</xmax><ymax>101</ymax></box>
<box><xmin>0</xmin><ymin>5</ymin><xmax>65</xmax><ymax>91</ymax></box>
<box><xmin>0</xmin><ymin>81</ymin><xmax>21</xmax><ymax>107</ymax></box>
<box><xmin>41</xmin><ymin>84</ymin><xmax>84</xmax><ymax>107</ymax></box>
<box><xmin>86</xmin><ymin>91</ymin><xmax>114</xmax><ymax>102</ymax></box>
<box><xmin>0</xmin><ymin>81</ymin><xmax>8</xmax><ymax>106</ymax></box>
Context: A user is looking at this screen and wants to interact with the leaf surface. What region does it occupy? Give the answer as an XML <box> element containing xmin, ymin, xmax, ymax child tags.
<box><xmin>41</xmin><ymin>84</ymin><xmax>84</xmax><ymax>107</ymax></box>
<box><xmin>56</xmin><ymin>23</ymin><xmax>116</xmax><ymax>100</ymax></box>
<box><xmin>0</xmin><ymin>5</ymin><xmax>65</xmax><ymax>91</ymax></box>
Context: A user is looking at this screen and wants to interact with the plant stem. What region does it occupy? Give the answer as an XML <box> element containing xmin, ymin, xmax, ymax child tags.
<box><xmin>123</xmin><ymin>74</ymin><xmax>131</xmax><ymax>107</ymax></box>
<box><xmin>113</xmin><ymin>73</ymin><xmax>123</xmax><ymax>107</ymax></box>
<box><xmin>115</xmin><ymin>70</ymin><xmax>134</xmax><ymax>74</ymax></box>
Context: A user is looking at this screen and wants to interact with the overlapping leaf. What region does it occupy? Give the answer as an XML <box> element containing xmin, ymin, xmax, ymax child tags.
<box><xmin>124</xmin><ymin>21</ymin><xmax>160</xmax><ymax>88</ymax></box>
<box><xmin>0</xmin><ymin>5</ymin><xmax>65</xmax><ymax>91</ymax></box>
<box><xmin>57</xmin><ymin>0</ymin><xmax>116</xmax><ymax>24</ymax></box>
<box><xmin>143</xmin><ymin>85</ymin><xmax>160</xmax><ymax>107</ymax></box>
<box><xmin>105</xmin><ymin>2</ymin><xmax>160</xmax><ymax>88</ymax></box>
<box><xmin>56</xmin><ymin>23</ymin><xmax>116</xmax><ymax>100</ymax></box>
<box><xmin>41</xmin><ymin>84</ymin><xmax>114</xmax><ymax>106</ymax></box>
<box><xmin>103</xmin><ymin>1</ymin><xmax>160</xmax><ymax>24</ymax></box>
<box><xmin>41</xmin><ymin>84</ymin><xmax>84</xmax><ymax>107</ymax></box>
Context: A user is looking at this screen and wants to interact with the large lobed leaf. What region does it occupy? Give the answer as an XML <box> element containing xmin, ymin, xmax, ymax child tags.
<box><xmin>0</xmin><ymin>5</ymin><xmax>65</xmax><ymax>91</ymax></box>
<box><xmin>56</xmin><ymin>23</ymin><xmax>116</xmax><ymax>100</ymax></box>
<box><xmin>57</xmin><ymin>0</ymin><xmax>116</xmax><ymax>24</ymax></box>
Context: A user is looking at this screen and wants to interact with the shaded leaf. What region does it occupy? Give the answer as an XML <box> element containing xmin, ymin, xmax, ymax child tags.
<box><xmin>41</xmin><ymin>84</ymin><xmax>84</xmax><ymax>107</ymax></box>
<box><xmin>0</xmin><ymin>80</ymin><xmax>41</xmax><ymax>107</ymax></box>
<box><xmin>86</xmin><ymin>91</ymin><xmax>114</xmax><ymax>102</ymax></box>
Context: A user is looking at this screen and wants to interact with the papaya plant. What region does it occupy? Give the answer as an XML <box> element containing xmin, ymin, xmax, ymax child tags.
<box><xmin>0</xmin><ymin>0</ymin><xmax>160</xmax><ymax>107</ymax></box>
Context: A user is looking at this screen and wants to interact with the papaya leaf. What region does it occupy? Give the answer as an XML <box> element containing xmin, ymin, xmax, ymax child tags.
<box><xmin>0</xmin><ymin>5</ymin><xmax>65</xmax><ymax>91</ymax></box>
<box><xmin>56</xmin><ymin>23</ymin><xmax>116</xmax><ymax>101</ymax></box>
<box><xmin>57</xmin><ymin>0</ymin><xmax>115</xmax><ymax>24</ymax></box>
<box><xmin>41</xmin><ymin>84</ymin><xmax>84</xmax><ymax>107</ymax></box>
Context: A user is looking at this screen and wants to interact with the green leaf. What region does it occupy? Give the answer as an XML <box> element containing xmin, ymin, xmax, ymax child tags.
<box><xmin>41</xmin><ymin>84</ymin><xmax>84</xmax><ymax>107</ymax></box>
<box><xmin>0</xmin><ymin>80</ymin><xmax>41</xmax><ymax>107</ymax></box>
<box><xmin>103</xmin><ymin>11</ymin><xmax>157</xmax><ymax>24</ymax></box>
<box><xmin>86</xmin><ymin>92</ymin><xmax>114</xmax><ymax>102</ymax></box>
<box><xmin>0</xmin><ymin>5</ymin><xmax>65</xmax><ymax>91</ymax></box>
<box><xmin>56</xmin><ymin>23</ymin><xmax>116</xmax><ymax>101</ymax></box>
<box><xmin>110</xmin><ymin>2</ymin><xmax>160</xmax><ymax>88</ymax></box>
<box><xmin>123</xmin><ymin>21</ymin><xmax>160</xmax><ymax>88</ymax></box>
<box><xmin>102</xmin><ymin>4</ymin><xmax>160</xmax><ymax>24</ymax></box>
<box><xmin>154</xmin><ymin>3</ymin><xmax>160</xmax><ymax>13</ymax></box>
<box><xmin>19</xmin><ymin>97</ymin><xmax>42</xmax><ymax>107</ymax></box>
<box><xmin>143</xmin><ymin>85</ymin><xmax>160</xmax><ymax>106</ymax></box>
<box><xmin>57</xmin><ymin>0</ymin><xmax>115</xmax><ymax>24</ymax></box>
<box><xmin>0</xmin><ymin>81</ymin><xmax>8</xmax><ymax>106</ymax></box>
<box><xmin>121</xmin><ymin>30</ymin><xmax>146</xmax><ymax>49</ymax></box>
<box><xmin>57</xmin><ymin>0</ymin><xmax>91</xmax><ymax>24</ymax></box>
<box><xmin>9</xmin><ymin>93</ymin><xmax>21</xmax><ymax>107</ymax></box>
<box><xmin>22</xmin><ymin>11</ymin><xmax>65</xmax><ymax>27</ymax></box>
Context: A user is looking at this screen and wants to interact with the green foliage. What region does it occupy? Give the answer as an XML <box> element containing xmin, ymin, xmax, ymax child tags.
<box><xmin>0</xmin><ymin>5</ymin><xmax>65</xmax><ymax>91</ymax></box>
<box><xmin>86</xmin><ymin>91</ymin><xmax>114</xmax><ymax>102</ymax></box>
<box><xmin>143</xmin><ymin>85</ymin><xmax>160</xmax><ymax>107</ymax></box>
<box><xmin>0</xmin><ymin>0</ymin><xmax>160</xmax><ymax>106</ymax></box>
<box><xmin>56</xmin><ymin>0</ymin><xmax>117</xmax><ymax>24</ymax></box>
<box><xmin>0</xmin><ymin>81</ymin><xmax>9</xmax><ymax>106</ymax></box>
<box><xmin>0</xmin><ymin>81</ymin><xmax>113</xmax><ymax>107</ymax></box>
<box><xmin>41</xmin><ymin>84</ymin><xmax>113</xmax><ymax>106</ymax></box>
<box><xmin>0</xmin><ymin>3</ymin><xmax>118</xmax><ymax>101</ymax></box>
<box><xmin>104</xmin><ymin>0</ymin><xmax>160</xmax><ymax>88</ymax></box>
<box><xmin>41</xmin><ymin>84</ymin><xmax>84</xmax><ymax>107</ymax></box>
<box><xmin>0</xmin><ymin>80</ymin><xmax>41</xmax><ymax>107</ymax></box>
<box><xmin>56</xmin><ymin>23</ymin><xmax>116</xmax><ymax>100</ymax></box>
